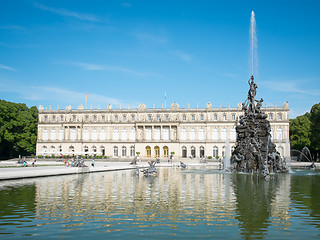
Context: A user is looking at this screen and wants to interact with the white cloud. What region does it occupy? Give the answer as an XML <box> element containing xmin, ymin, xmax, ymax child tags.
<box><xmin>174</xmin><ymin>50</ymin><xmax>192</xmax><ymax>62</ymax></box>
<box><xmin>0</xmin><ymin>64</ymin><xmax>16</xmax><ymax>71</ymax></box>
<box><xmin>261</xmin><ymin>79</ymin><xmax>320</xmax><ymax>96</ymax></box>
<box><xmin>0</xmin><ymin>80</ymin><xmax>123</xmax><ymax>107</ymax></box>
<box><xmin>134</xmin><ymin>32</ymin><xmax>167</xmax><ymax>44</ymax></box>
<box><xmin>34</xmin><ymin>3</ymin><xmax>100</xmax><ymax>22</ymax></box>
<box><xmin>63</xmin><ymin>61</ymin><xmax>166</xmax><ymax>78</ymax></box>
<box><xmin>122</xmin><ymin>2</ymin><xmax>132</xmax><ymax>7</ymax></box>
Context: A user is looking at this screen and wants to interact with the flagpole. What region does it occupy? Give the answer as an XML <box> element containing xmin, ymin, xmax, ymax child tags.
<box><xmin>85</xmin><ymin>93</ymin><xmax>87</xmax><ymax>109</ymax></box>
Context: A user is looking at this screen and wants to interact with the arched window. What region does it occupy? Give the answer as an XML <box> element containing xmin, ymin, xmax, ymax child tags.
<box><xmin>190</xmin><ymin>128</ymin><xmax>196</xmax><ymax>140</ymax></box>
<box><xmin>69</xmin><ymin>146</ymin><xmax>74</xmax><ymax>152</ymax></box>
<box><xmin>50</xmin><ymin>129</ymin><xmax>56</xmax><ymax>141</ymax></box>
<box><xmin>42</xmin><ymin>145</ymin><xmax>47</xmax><ymax>153</ymax></box>
<box><xmin>92</xmin><ymin>146</ymin><xmax>97</xmax><ymax>153</ymax></box>
<box><xmin>231</xmin><ymin>128</ymin><xmax>236</xmax><ymax>141</ymax></box>
<box><xmin>213</xmin><ymin>146</ymin><xmax>219</xmax><ymax>158</ymax></box>
<box><xmin>181</xmin><ymin>128</ymin><xmax>187</xmax><ymax>140</ymax></box>
<box><xmin>277</xmin><ymin>128</ymin><xmax>283</xmax><ymax>141</ymax></box>
<box><xmin>163</xmin><ymin>146</ymin><xmax>169</xmax><ymax>158</ymax></box>
<box><xmin>113</xmin><ymin>128</ymin><xmax>119</xmax><ymax>140</ymax></box>
<box><xmin>191</xmin><ymin>146</ymin><xmax>196</xmax><ymax>157</ymax></box>
<box><xmin>199</xmin><ymin>128</ymin><xmax>205</xmax><ymax>140</ymax></box>
<box><xmin>121</xmin><ymin>129</ymin><xmax>127</xmax><ymax>141</ymax></box>
<box><xmin>222</xmin><ymin>146</ymin><xmax>226</xmax><ymax>157</ymax></box>
<box><xmin>50</xmin><ymin>146</ymin><xmax>55</xmax><ymax>153</ymax></box>
<box><xmin>113</xmin><ymin>146</ymin><xmax>118</xmax><ymax>157</ymax></box>
<box><xmin>221</xmin><ymin>128</ymin><xmax>228</xmax><ymax>140</ymax></box>
<box><xmin>200</xmin><ymin>146</ymin><xmax>205</xmax><ymax>158</ymax></box>
<box><xmin>130</xmin><ymin>146</ymin><xmax>135</xmax><ymax>157</ymax></box>
<box><xmin>278</xmin><ymin>146</ymin><xmax>284</xmax><ymax>157</ymax></box>
<box><xmin>58</xmin><ymin>145</ymin><xmax>62</xmax><ymax>153</ymax></box>
<box><xmin>84</xmin><ymin>128</ymin><xmax>89</xmax><ymax>141</ymax></box>
<box><xmin>212</xmin><ymin>128</ymin><xmax>218</xmax><ymax>141</ymax></box>
<box><xmin>182</xmin><ymin>146</ymin><xmax>187</xmax><ymax>158</ymax></box>
<box><xmin>84</xmin><ymin>146</ymin><xmax>89</xmax><ymax>153</ymax></box>
<box><xmin>122</xmin><ymin>146</ymin><xmax>127</xmax><ymax>157</ymax></box>
<box><xmin>92</xmin><ymin>129</ymin><xmax>97</xmax><ymax>141</ymax></box>
<box><xmin>146</xmin><ymin>146</ymin><xmax>151</xmax><ymax>158</ymax></box>
<box><xmin>100</xmin><ymin>146</ymin><xmax>105</xmax><ymax>156</ymax></box>
<box><xmin>130</xmin><ymin>128</ymin><xmax>136</xmax><ymax>141</ymax></box>
<box><xmin>59</xmin><ymin>129</ymin><xmax>64</xmax><ymax>140</ymax></box>
<box><xmin>43</xmin><ymin>129</ymin><xmax>48</xmax><ymax>141</ymax></box>
<box><xmin>99</xmin><ymin>129</ymin><xmax>106</xmax><ymax>140</ymax></box>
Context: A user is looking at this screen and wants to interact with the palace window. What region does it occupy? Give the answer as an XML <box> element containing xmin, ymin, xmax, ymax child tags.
<box><xmin>113</xmin><ymin>146</ymin><xmax>118</xmax><ymax>157</ymax></box>
<box><xmin>44</xmin><ymin>115</ymin><xmax>48</xmax><ymax>122</ymax></box>
<box><xmin>213</xmin><ymin>146</ymin><xmax>218</xmax><ymax>158</ymax></box>
<box><xmin>269</xmin><ymin>113</ymin><xmax>273</xmax><ymax>120</ymax></box>
<box><xmin>191</xmin><ymin>114</ymin><xmax>195</xmax><ymax>121</ymax></box>
<box><xmin>183</xmin><ymin>114</ymin><xmax>186</xmax><ymax>121</ymax></box>
<box><xmin>52</xmin><ymin>115</ymin><xmax>56</xmax><ymax>122</ymax></box>
<box><xmin>277</xmin><ymin>128</ymin><xmax>283</xmax><ymax>141</ymax></box>
<box><xmin>223</xmin><ymin>114</ymin><xmax>227</xmax><ymax>121</ymax></box>
<box><xmin>122</xmin><ymin>146</ymin><xmax>127</xmax><ymax>157</ymax></box>
<box><xmin>113</xmin><ymin>128</ymin><xmax>119</xmax><ymax>140</ymax></box>
<box><xmin>99</xmin><ymin>129</ymin><xmax>106</xmax><ymax>140</ymax></box>
<box><xmin>92</xmin><ymin>146</ymin><xmax>97</xmax><ymax>153</ymax></box>
<box><xmin>93</xmin><ymin>115</ymin><xmax>97</xmax><ymax>122</ymax></box>
<box><xmin>148</xmin><ymin>115</ymin><xmax>152</xmax><ymax>121</ymax></box>
<box><xmin>157</xmin><ymin>115</ymin><xmax>161</xmax><ymax>121</ymax></box>
<box><xmin>181</xmin><ymin>128</ymin><xmax>187</xmax><ymax>140</ymax></box>
<box><xmin>221</xmin><ymin>128</ymin><xmax>227</xmax><ymax>140</ymax></box>
<box><xmin>130</xmin><ymin>146</ymin><xmax>135</xmax><ymax>157</ymax></box>
<box><xmin>85</xmin><ymin>115</ymin><xmax>89</xmax><ymax>122</ymax></box>
<box><xmin>73</xmin><ymin>115</ymin><xmax>76</xmax><ymax>122</ymax></box>
<box><xmin>59</xmin><ymin>129</ymin><xmax>64</xmax><ymax>140</ymax></box>
<box><xmin>199</xmin><ymin>129</ymin><xmax>205</xmax><ymax>140</ymax></box>
<box><xmin>50</xmin><ymin>129</ymin><xmax>56</xmax><ymax>141</ymax></box>
<box><xmin>214</xmin><ymin>114</ymin><xmax>218</xmax><ymax>121</ymax></box>
<box><xmin>60</xmin><ymin>115</ymin><xmax>64</xmax><ymax>121</ymax></box>
<box><xmin>131</xmin><ymin>115</ymin><xmax>135</xmax><ymax>121</ymax></box>
<box><xmin>114</xmin><ymin>115</ymin><xmax>118</xmax><ymax>122</ymax></box>
<box><xmin>190</xmin><ymin>128</ymin><xmax>196</xmax><ymax>140</ymax></box>
<box><xmin>121</xmin><ymin>129</ymin><xmax>127</xmax><ymax>141</ymax></box>
<box><xmin>165</xmin><ymin>115</ymin><xmax>169</xmax><ymax>121</ymax></box>
<box><xmin>130</xmin><ymin>128</ymin><xmax>136</xmax><ymax>141</ymax></box>
<box><xmin>232</xmin><ymin>114</ymin><xmax>236</xmax><ymax>120</ymax></box>
<box><xmin>278</xmin><ymin>113</ymin><xmax>283</xmax><ymax>120</ymax></box>
<box><xmin>123</xmin><ymin>115</ymin><xmax>127</xmax><ymax>121</ymax></box>
<box><xmin>92</xmin><ymin>129</ymin><xmax>97</xmax><ymax>140</ymax></box>
<box><xmin>212</xmin><ymin>128</ymin><xmax>218</xmax><ymax>141</ymax></box>
<box><xmin>200</xmin><ymin>114</ymin><xmax>204</xmax><ymax>120</ymax></box>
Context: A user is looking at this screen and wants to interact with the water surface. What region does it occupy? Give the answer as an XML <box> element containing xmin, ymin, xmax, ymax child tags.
<box><xmin>1</xmin><ymin>167</ymin><xmax>320</xmax><ymax>239</ymax></box>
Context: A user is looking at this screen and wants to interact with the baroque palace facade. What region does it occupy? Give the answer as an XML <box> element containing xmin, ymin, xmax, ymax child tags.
<box><xmin>36</xmin><ymin>102</ymin><xmax>290</xmax><ymax>160</ymax></box>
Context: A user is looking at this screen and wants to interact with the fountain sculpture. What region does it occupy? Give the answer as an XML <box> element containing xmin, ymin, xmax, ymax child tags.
<box><xmin>228</xmin><ymin>75</ymin><xmax>288</xmax><ymax>179</ymax></box>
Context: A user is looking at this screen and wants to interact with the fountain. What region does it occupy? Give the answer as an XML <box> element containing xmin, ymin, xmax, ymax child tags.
<box><xmin>228</xmin><ymin>75</ymin><xmax>288</xmax><ymax>179</ymax></box>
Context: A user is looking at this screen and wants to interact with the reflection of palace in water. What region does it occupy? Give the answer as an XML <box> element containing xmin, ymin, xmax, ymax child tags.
<box><xmin>33</xmin><ymin>168</ymin><xmax>292</xmax><ymax>233</ymax></box>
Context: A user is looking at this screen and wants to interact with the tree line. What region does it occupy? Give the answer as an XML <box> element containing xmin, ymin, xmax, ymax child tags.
<box><xmin>0</xmin><ymin>100</ymin><xmax>38</xmax><ymax>160</ymax></box>
<box><xmin>290</xmin><ymin>103</ymin><xmax>320</xmax><ymax>161</ymax></box>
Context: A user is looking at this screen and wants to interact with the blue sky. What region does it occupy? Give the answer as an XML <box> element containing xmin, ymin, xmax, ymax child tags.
<box><xmin>0</xmin><ymin>0</ymin><xmax>319</xmax><ymax>118</ymax></box>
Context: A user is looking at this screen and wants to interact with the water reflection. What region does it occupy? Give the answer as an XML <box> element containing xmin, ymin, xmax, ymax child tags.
<box><xmin>1</xmin><ymin>168</ymin><xmax>320</xmax><ymax>239</ymax></box>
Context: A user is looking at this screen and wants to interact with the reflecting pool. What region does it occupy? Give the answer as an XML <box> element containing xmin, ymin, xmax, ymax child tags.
<box><xmin>1</xmin><ymin>167</ymin><xmax>320</xmax><ymax>239</ymax></box>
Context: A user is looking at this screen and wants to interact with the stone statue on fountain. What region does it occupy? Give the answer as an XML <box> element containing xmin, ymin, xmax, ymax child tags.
<box><xmin>228</xmin><ymin>75</ymin><xmax>288</xmax><ymax>179</ymax></box>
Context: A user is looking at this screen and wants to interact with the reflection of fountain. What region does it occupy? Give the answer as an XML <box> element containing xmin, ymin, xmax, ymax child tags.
<box><xmin>229</xmin><ymin>75</ymin><xmax>288</xmax><ymax>179</ymax></box>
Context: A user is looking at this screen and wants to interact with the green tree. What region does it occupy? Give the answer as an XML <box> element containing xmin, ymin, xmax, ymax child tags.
<box><xmin>289</xmin><ymin>113</ymin><xmax>311</xmax><ymax>151</ymax></box>
<box><xmin>0</xmin><ymin>100</ymin><xmax>38</xmax><ymax>159</ymax></box>
<box><xmin>310</xmin><ymin>103</ymin><xmax>320</xmax><ymax>161</ymax></box>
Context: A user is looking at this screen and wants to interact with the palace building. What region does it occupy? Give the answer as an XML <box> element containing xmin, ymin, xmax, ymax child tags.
<box><xmin>36</xmin><ymin>102</ymin><xmax>290</xmax><ymax>160</ymax></box>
